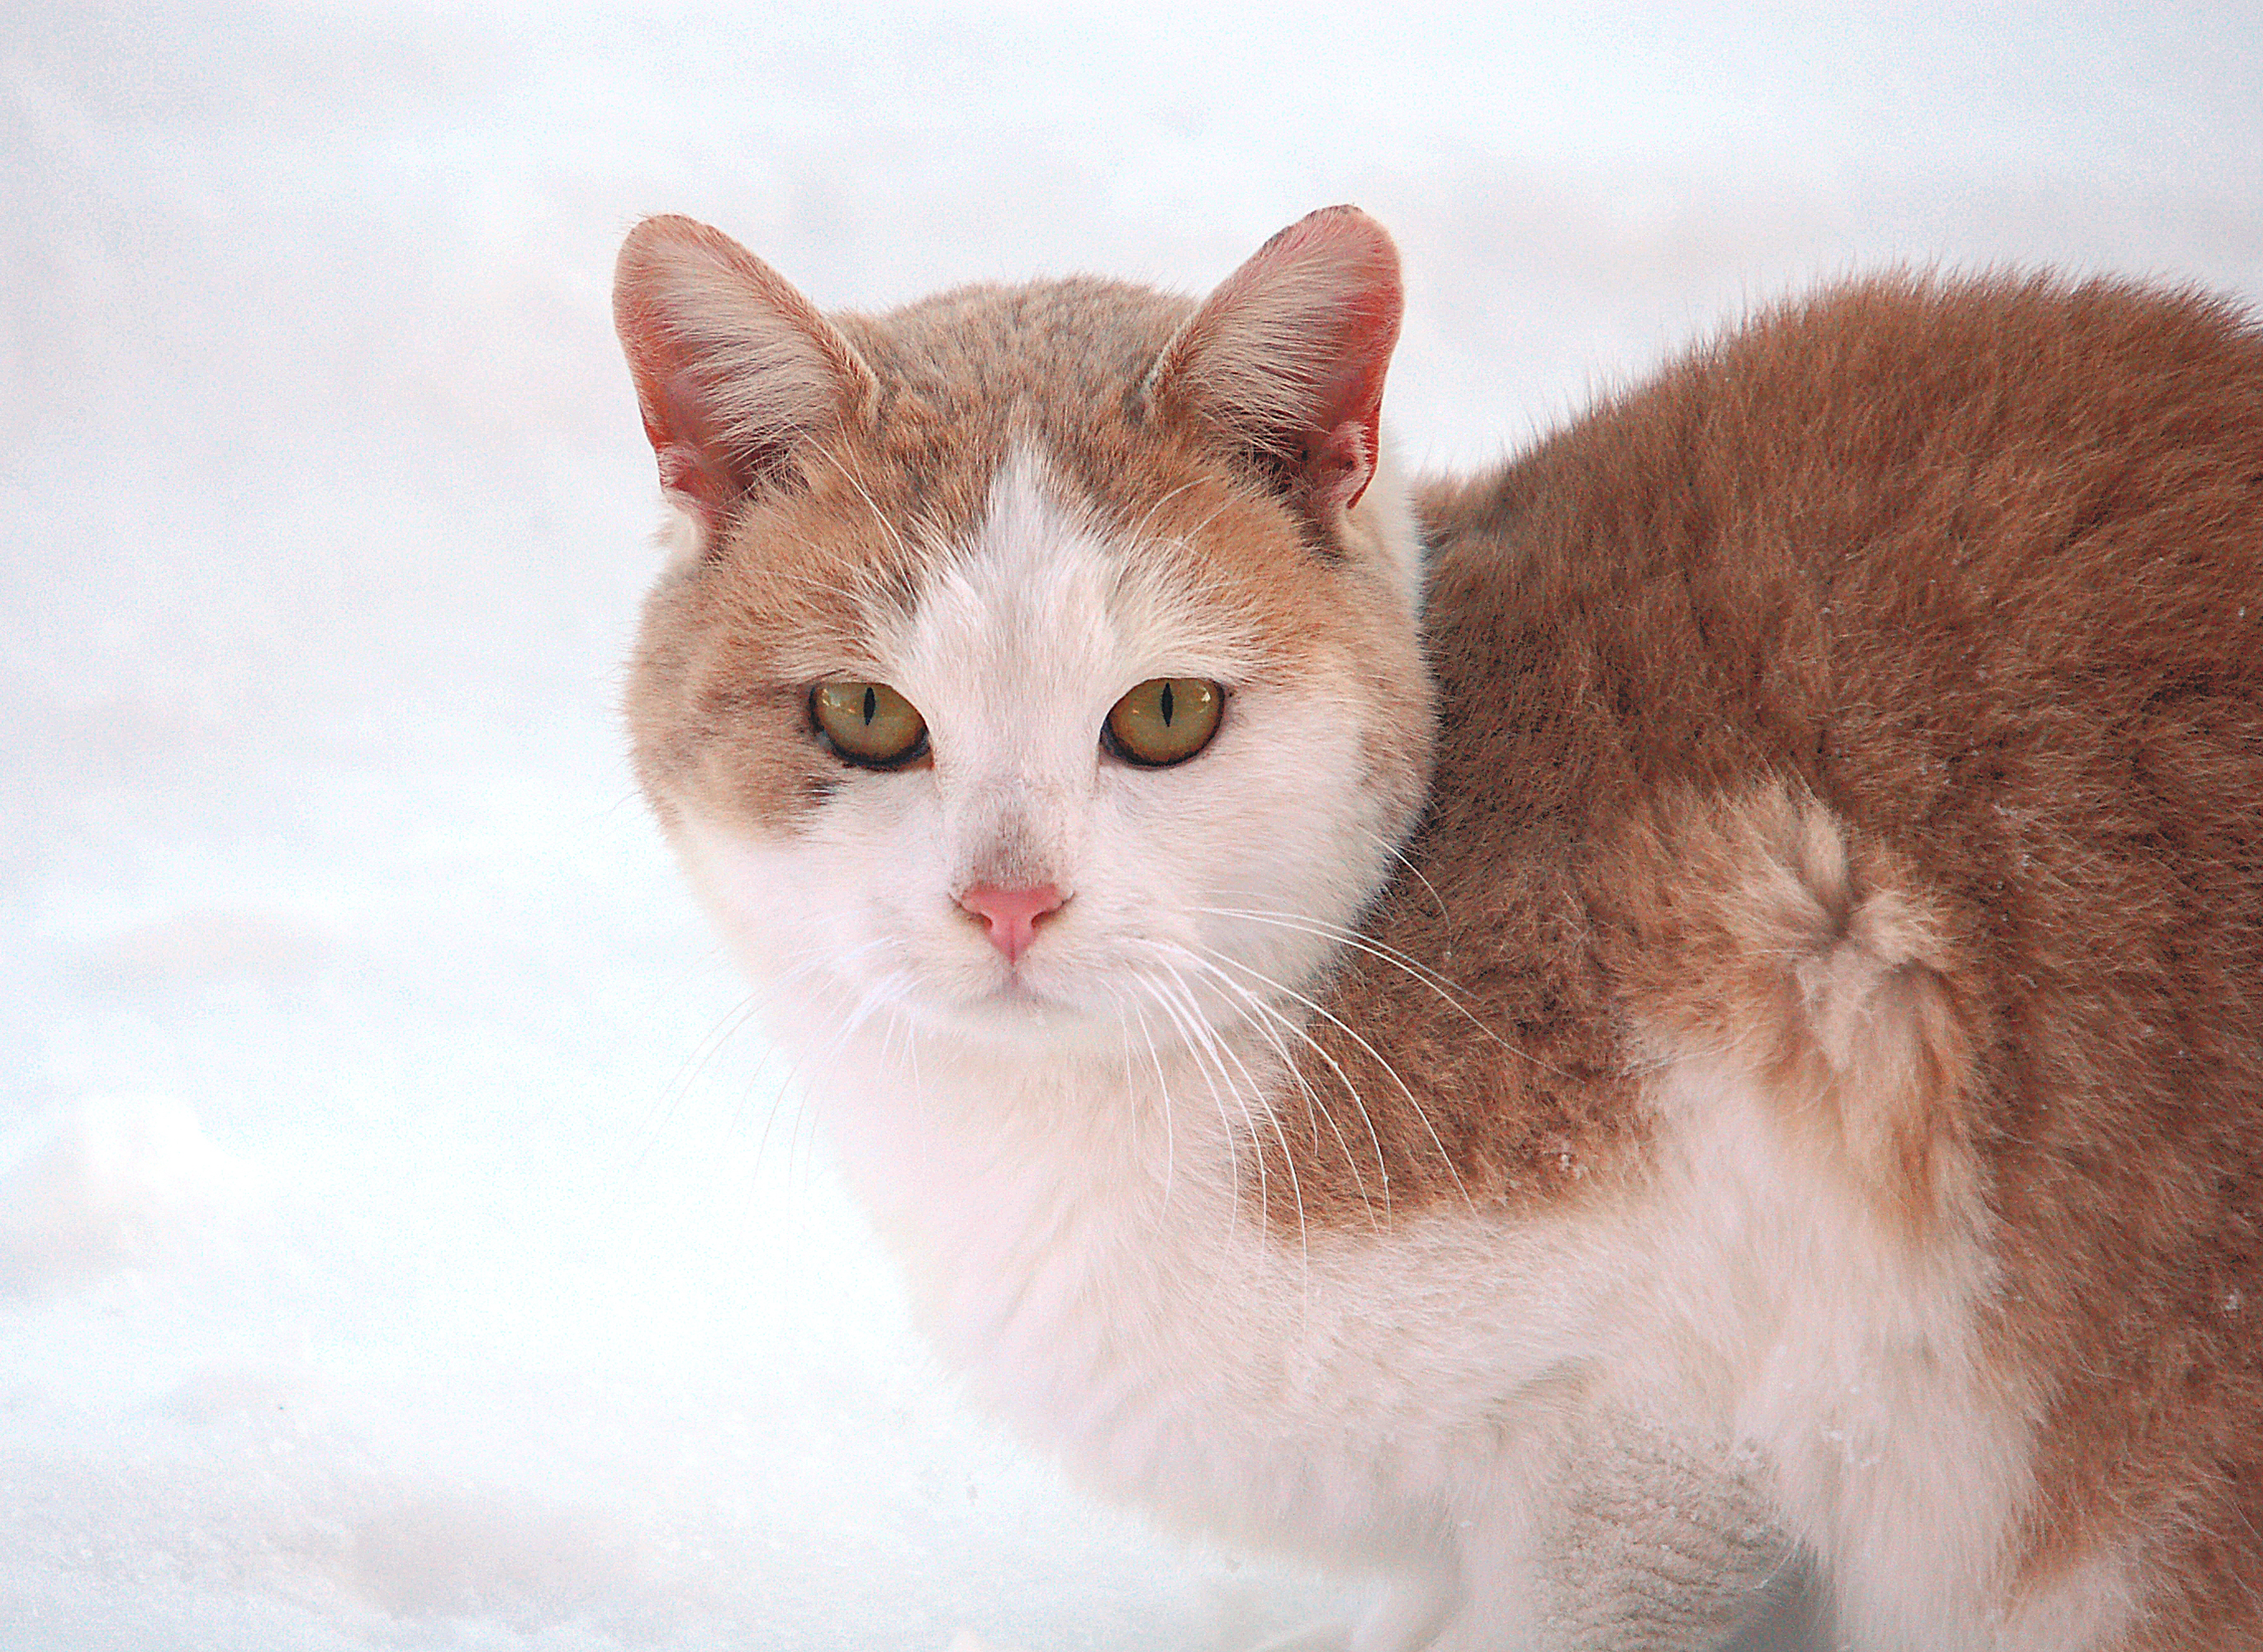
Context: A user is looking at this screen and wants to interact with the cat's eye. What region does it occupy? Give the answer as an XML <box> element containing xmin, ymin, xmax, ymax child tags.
<box><xmin>810</xmin><ymin>681</ymin><xmax>929</xmax><ymax>768</ymax></box>
<box><xmin>1104</xmin><ymin>678</ymin><xmax>1223</xmax><ymax>768</ymax></box>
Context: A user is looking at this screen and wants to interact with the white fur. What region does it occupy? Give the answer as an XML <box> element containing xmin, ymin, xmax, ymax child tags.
<box><xmin>665</xmin><ymin>449</ymin><xmax>2123</xmax><ymax>1650</ymax></box>
<box><xmin>1642</xmin><ymin>1056</ymin><xmax>2039</xmax><ymax>1652</ymax></box>
<box><xmin>682</xmin><ymin>445</ymin><xmax>1402</xmax><ymax>1054</ymax></box>
<box><xmin>1345</xmin><ymin>445</ymin><xmax>1426</xmax><ymax>618</ymax></box>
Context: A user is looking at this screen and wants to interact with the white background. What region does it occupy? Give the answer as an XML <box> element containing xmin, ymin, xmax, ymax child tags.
<box><xmin>5</xmin><ymin>4</ymin><xmax>2261</xmax><ymax>1646</ymax></box>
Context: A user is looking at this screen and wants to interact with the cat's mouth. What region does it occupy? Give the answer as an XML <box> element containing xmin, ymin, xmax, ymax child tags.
<box><xmin>927</xmin><ymin>982</ymin><xmax>1082</xmax><ymax>1046</ymax></box>
<box><xmin>923</xmin><ymin>953</ymin><xmax>1117</xmax><ymax>1042</ymax></box>
<box><xmin>981</xmin><ymin>968</ymin><xmax>1050</xmax><ymax>1004</ymax></box>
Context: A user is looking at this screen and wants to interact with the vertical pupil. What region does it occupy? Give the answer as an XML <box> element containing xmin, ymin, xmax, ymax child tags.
<box><xmin>1159</xmin><ymin>681</ymin><xmax>1175</xmax><ymax>726</ymax></box>
<box><xmin>861</xmin><ymin>685</ymin><xmax>877</xmax><ymax>725</ymax></box>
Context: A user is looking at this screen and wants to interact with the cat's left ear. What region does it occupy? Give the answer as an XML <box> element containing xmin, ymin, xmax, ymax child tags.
<box><xmin>1148</xmin><ymin>205</ymin><xmax>1403</xmax><ymax>517</ymax></box>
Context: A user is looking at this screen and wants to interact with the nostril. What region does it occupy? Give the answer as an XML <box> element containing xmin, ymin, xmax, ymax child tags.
<box><xmin>958</xmin><ymin>883</ymin><xmax>1066</xmax><ymax>965</ymax></box>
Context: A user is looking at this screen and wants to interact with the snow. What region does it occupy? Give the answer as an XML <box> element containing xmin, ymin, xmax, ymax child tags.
<box><xmin>3</xmin><ymin>3</ymin><xmax>2258</xmax><ymax>1646</ymax></box>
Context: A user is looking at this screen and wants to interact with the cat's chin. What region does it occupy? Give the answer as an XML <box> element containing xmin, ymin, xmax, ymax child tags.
<box><xmin>911</xmin><ymin>979</ymin><xmax>1125</xmax><ymax>1051</ymax></box>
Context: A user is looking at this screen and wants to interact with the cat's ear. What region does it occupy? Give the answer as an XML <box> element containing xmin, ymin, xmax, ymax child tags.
<box><xmin>1148</xmin><ymin>205</ymin><xmax>1403</xmax><ymax>517</ymax></box>
<box><xmin>613</xmin><ymin>215</ymin><xmax>877</xmax><ymax>533</ymax></box>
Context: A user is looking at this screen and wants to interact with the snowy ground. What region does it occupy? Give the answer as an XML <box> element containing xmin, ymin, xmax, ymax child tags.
<box><xmin>4</xmin><ymin>4</ymin><xmax>2260</xmax><ymax>1647</ymax></box>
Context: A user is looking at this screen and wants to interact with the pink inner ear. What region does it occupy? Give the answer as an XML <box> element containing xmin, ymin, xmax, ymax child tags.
<box><xmin>1309</xmin><ymin>420</ymin><xmax>1375</xmax><ymax>514</ymax></box>
<box><xmin>613</xmin><ymin>214</ymin><xmax>874</xmax><ymax>536</ymax></box>
<box><xmin>616</xmin><ymin>292</ymin><xmax>741</xmax><ymax>532</ymax></box>
<box><xmin>1157</xmin><ymin>204</ymin><xmax>1403</xmax><ymax>520</ymax></box>
<box><xmin>1308</xmin><ymin>304</ymin><xmax>1394</xmax><ymax>512</ymax></box>
<box><xmin>618</xmin><ymin>301</ymin><xmax>767</xmax><ymax>534</ymax></box>
<box><xmin>1303</xmin><ymin>241</ymin><xmax>1398</xmax><ymax>513</ymax></box>
<box><xmin>656</xmin><ymin>442</ymin><xmax>734</xmax><ymax>520</ymax></box>
<box><xmin>646</xmin><ymin>368</ymin><xmax>742</xmax><ymax>526</ymax></box>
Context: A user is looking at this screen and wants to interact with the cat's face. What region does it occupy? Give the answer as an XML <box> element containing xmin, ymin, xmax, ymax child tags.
<box><xmin>616</xmin><ymin>209</ymin><xmax>1431</xmax><ymax>1056</ymax></box>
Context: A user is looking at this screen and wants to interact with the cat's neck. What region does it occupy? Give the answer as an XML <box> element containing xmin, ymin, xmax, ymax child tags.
<box><xmin>810</xmin><ymin>1000</ymin><xmax>1285</xmax><ymax>1381</ymax></box>
<box><xmin>819</xmin><ymin>998</ymin><xmax>1257</xmax><ymax>1218</ymax></box>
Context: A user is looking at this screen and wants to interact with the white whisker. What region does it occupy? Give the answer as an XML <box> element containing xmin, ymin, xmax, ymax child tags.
<box><xmin>1104</xmin><ymin>986</ymin><xmax>1172</xmax><ymax>1213</ymax></box>
<box><xmin>768</xmin><ymin>963</ymin><xmax>909</xmax><ymax>1195</ymax></box>
<box><xmin>1189</xmin><ymin>939</ymin><xmax>1474</xmax><ymax>1213</ymax></box>
<box><xmin>1154</xmin><ymin>941</ymin><xmax>1390</xmax><ymax>1227</ymax></box>
<box><xmin>1126</xmin><ymin>986</ymin><xmax>1223</xmax><ymax>1238</ymax></box>
<box><xmin>809</xmin><ymin>443</ymin><xmax>916</xmax><ymax>568</ymax></box>
<box><xmin>1196</xmin><ymin>903</ymin><xmax>1575</xmax><ymax>1084</ymax></box>
<box><xmin>1142</xmin><ymin>956</ymin><xmax>1304</xmax><ymax>1267</ymax></box>
<box><xmin>1356</xmin><ymin>822</ymin><xmax>1454</xmax><ymax>930</ymax></box>
<box><xmin>744</xmin><ymin>940</ymin><xmax>898</xmax><ymax>1180</ymax></box>
<box><xmin>1121</xmin><ymin>476</ymin><xmax>1208</xmax><ymax>546</ymax></box>
<box><xmin>1135</xmin><ymin>972</ymin><xmax>1256</xmax><ymax>1234</ymax></box>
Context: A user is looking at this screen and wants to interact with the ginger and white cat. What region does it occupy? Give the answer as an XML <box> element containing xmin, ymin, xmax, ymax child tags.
<box><xmin>610</xmin><ymin>207</ymin><xmax>2262</xmax><ymax>1650</ymax></box>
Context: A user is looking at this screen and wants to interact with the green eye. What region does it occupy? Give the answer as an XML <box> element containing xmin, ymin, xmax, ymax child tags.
<box><xmin>811</xmin><ymin>681</ymin><xmax>928</xmax><ymax>768</ymax></box>
<box><xmin>1105</xmin><ymin>678</ymin><xmax>1222</xmax><ymax>767</ymax></box>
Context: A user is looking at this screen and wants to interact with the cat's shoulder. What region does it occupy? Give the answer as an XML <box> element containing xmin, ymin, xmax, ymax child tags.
<box><xmin>1378</xmin><ymin>262</ymin><xmax>2263</xmax><ymax>1220</ymax></box>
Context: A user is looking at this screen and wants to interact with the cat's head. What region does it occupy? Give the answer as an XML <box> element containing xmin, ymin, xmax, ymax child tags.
<box><xmin>614</xmin><ymin>208</ymin><xmax>1434</xmax><ymax>1055</ymax></box>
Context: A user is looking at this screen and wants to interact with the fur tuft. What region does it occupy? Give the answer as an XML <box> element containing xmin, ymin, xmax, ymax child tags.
<box><xmin>1599</xmin><ymin>782</ymin><xmax>1980</xmax><ymax>1239</ymax></box>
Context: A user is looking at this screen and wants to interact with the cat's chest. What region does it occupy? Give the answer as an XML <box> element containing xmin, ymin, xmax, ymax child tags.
<box><xmin>818</xmin><ymin>1029</ymin><xmax>1609</xmax><ymax>1549</ymax></box>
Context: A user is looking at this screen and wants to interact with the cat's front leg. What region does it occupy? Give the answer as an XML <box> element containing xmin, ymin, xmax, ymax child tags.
<box><xmin>1433</xmin><ymin>1426</ymin><xmax>1796</xmax><ymax>1652</ymax></box>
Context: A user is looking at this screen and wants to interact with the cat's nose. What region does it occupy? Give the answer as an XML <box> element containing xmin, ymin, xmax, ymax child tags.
<box><xmin>958</xmin><ymin>883</ymin><xmax>1065</xmax><ymax>964</ymax></box>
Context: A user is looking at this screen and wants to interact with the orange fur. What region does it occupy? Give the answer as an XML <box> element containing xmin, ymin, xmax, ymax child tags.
<box><xmin>1317</xmin><ymin>272</ymin><xmax>2263</xmax><ymax>1640</ymax></box>
<box><xmin>617</xmin><ymin>211</ymin><xmax>2263</xmax><ymax>1645</ymax></box>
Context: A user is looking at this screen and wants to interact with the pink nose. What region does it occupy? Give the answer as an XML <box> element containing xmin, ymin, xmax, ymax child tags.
<box><xmin>958</xmin><ymin>883</ymin><xmax>1065</xmax><ymax>964</ymax></box>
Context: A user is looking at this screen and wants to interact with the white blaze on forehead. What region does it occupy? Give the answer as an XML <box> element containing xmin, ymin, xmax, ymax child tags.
<box><xmin>887</xmin><ymin>446</ymin><xmax>1253</xmax><ymax>773</ymax></box>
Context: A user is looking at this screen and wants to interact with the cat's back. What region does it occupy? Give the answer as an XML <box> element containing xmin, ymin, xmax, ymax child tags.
<box><xmin>1411</xmin><ymin>271</ymin><xmax>2263</xmax><ymax>1645</ymax></box>
<box><xmin>1421</xmin><ymin>271</ymin><xmax>2262</xmax><ymax>816</ymax></box>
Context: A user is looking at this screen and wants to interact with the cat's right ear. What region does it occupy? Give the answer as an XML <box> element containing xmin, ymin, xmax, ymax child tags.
<box><xmin>613</xmin><ymin>216</ymin><xmax>877</xmax><ymax>536</ymax></box>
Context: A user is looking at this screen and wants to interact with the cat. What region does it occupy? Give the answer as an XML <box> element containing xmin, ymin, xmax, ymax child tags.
<box><xmin>609</xmin><ymin>205</ymin><xmax>2262</xmax><ymax>1650</ymax></box>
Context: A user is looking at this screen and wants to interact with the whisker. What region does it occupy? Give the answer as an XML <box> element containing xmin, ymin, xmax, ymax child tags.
<box><xmin>1140</xmin><ymin>970</ymin><xmax>1259</xmax><ymax>1217</ymax></box>
<box><xmin>621</xmin><ymin>938</ymin><xmax>874</xmax><ymax>1210</ymax></box>
<box><xmin>763</xmin><ymin>960</ymin><xmax>906</xmax><ymax>1191</ymax></box>
<box><xmin>1165</xmin><ymin>497</ymin><xmax>1240</xmax><ymax>551</ymax></box>
<box><xmin>1143</xmin><ymin>957</ymin><xmax>1301</xmax><ymax>1262</ymax></box>
<box><xmin>1189</xmin><ymin>939</ymin><xmax>1476</xmax><ymax>1213</ymax></box>
<box><xmin>1121</xmin><ymin>476</ymin><xmax>1208</xmax><ymax>546</ymax></box>
<box><xmin>809</xmin><ymin>443</ymin><xmax>916</xmax><ymax>568</ymax></box>
<box><xmin>634</xmin><ymin>984</ymin><xmax>763</xmax><ymax>1165</ymax></box>
<box><xmin>1194</xmin><ymin>903</ymin><xmax>1575</xmax><ymax>1084</ymax></box>
<box><xmin>899</xmin><ymin>1005</ymin><xmax>930</xmax><ymax>1135</ymax></box>
<box><xmin>1104</xmin><ymin>987</ymin><xmax>1171</xmax><ymax>1213</ymax></box>
<box><xmin>742</xmin><ymin>562</ymin><xmax>888</xmax><ymax>611</ymax></box>
<box><xmin>1107</xmin><ymin>979</ymin><xmax>1177</xmax><ymax>1213</ymax></box>
<box><xmin>1356</xmin><ymin>822</ymin><xmax>1455</xmax><ymax>931</ymax></box>
<box><xmin>1127</xmin><ymin>986</ymin><xmax>1226</xmax><ymax>1239</ymax></box>
<box><xmin>1199</xmin><ymin>902</ymin><xmax>1480</xmax><ymax>1006</ymax></box>
<box><xmin>746</xmin><ymin>940</ymin><xmax>897</xmax><ymax>1179</ymax></box>
<box><xmin>1155</xmin><ymin>943</ymin><xmax>1389</xmax><ymax>1228</ymax></box>
<box><xmin>646</xmin><ymin>939</ymin><xmax>846</xmax><ymax>1133</ymax></box>
<box><xmin>1149</xmin><ymin>941</ymin><xmax>1375</xmax><ymax>1222</ymax></box>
